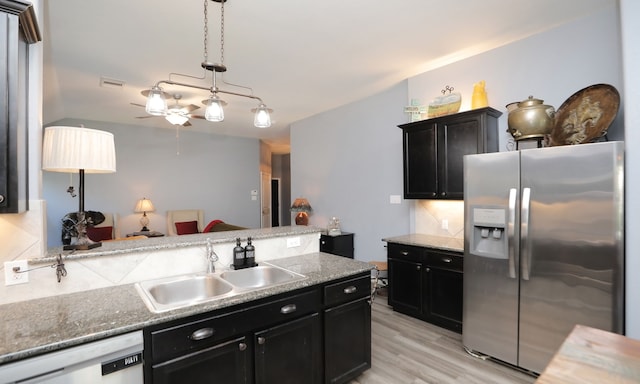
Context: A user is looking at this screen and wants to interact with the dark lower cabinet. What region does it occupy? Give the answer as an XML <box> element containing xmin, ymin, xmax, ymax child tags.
<box><xmin>387</xmin><ymin>242</ymin><xmax>463</xmax><ymax>333</ymax></box>
<box><xmin>152</xmin><ymin>336</ymin><xmax>249</xmax><ymax>384</ymax></box>
<box><xmin>324</xmin><ymin>297</ymin><xmax>371</xmax><ymax>384</ymax></box>
<box><xmin>323</xmin><ymin>274</ymin><xmax>372</xmax><ymax>384</ymax></box>
<box><xmin>255</xmin><ymin>313</ymin><xmax>322</xmax><ymax>384</ymax></box>
<box><xmin>423</xmin><ymin>262</ymin><xmax>463</xmax><ymax>332</ymax></box>
<box><xmin>388</xmin><ymin>257</ymin><xmax>422</xmax><ymax>316</ymax></box>
<box><xmin>144</xmin><ymin>273</ymin><xmax>372</xmax><ymax>384</ymax></box>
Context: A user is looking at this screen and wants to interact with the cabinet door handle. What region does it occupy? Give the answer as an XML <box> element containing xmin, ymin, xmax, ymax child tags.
<box><xmin>343</xmin><ymin>286</ymin><xmax>357</xmax><ymax>294</ymax></box>
<box><xmin>239</xmin><ymin>342</ymin><xmax>247</xmax><ymax>351</ymax></box>
<box><xmin>257</xmin><ymin>336</ymin><xmax>266</xmax><ymax>345</ymax></box>
<box><xmin>321</xmin><ymin>240</ymin><xmax>326</xmax><ymax>245</ymax></box>
<box><xmin>0</xmin><ymin>195</ymin><xmax>4</xmax><ymax>203</ymax></box>
<box><xmin>401</xmin><ymin>251</ymin><xmax>409</xmax><ymax>256</ymax></box>
<box><xmin>190</xmin><ymin>327</ymin><xmax>215</xmax><ymax>341</ymax></box>
<box><xmin>416</xmin><ymin>265</ymin><xmax>421</xmax><ymax>271</ymax></box>
<box><xmin>280</xmin><ymin>304</ymin><xmax>297</xmax><ymax>314</ymax></box>
<box><xmin>442</xmin><ymin>257</ymin><xmax>452</xmax><ymax>263</ymax></box>
<box><xmin>425</xmin><ymin>267</ymin><xmax>430</xmax><ymax>272</ymax></box>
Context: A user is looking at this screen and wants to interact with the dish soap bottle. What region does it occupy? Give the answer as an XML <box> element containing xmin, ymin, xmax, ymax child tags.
<box><xmin>233</xmin><ymin>238</ymin><xmax>245</xmax><ymax>269</ymax></box>
<box><xmin>245</xmin><ymin>237</ymin><xmax>255</xmax><ymax>267</ymax></box>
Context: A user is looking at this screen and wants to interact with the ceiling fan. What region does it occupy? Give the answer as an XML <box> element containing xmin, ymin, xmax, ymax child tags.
<box><xmin>132</xmin><ymin>92</ymin><xmax>200</xmax><ymax>126</ymax></box>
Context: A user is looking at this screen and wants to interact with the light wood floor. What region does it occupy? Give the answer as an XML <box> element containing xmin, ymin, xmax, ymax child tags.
<box><xmin>350</xmin><ymin>294</ymin><xmax>537</xmax><ymax>384</ymax></box>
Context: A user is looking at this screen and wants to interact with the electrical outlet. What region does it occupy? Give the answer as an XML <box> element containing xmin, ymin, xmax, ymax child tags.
<box><xmin>441</xmin><ymin>219</ymin><xmax>449</xmax><ymax>230</ymax></box>
<box><xmin>286</xmin><ymin>237</ymin><xmax>301</xmax><ymax>248</ymax></box>
<box><xmin>4</xmin><ymin>260</ymin><xmax>29</xmax><ymax>286</ymax></box>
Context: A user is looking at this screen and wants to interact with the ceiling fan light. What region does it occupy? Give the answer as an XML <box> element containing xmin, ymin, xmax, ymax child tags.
<box><xmin>145</xmin><ymin>86</ymin><xmax>168</xmax><ymax>116</ymax></box>
<box><xmin>205</xmin><ymin>95</ymin><xmax>225</xmax><ymax>122</ymax></box>
<box><xmin>254</xmin><ymin>104</ymin><xmax>271</xmax><ymax>128</ymax></box>
<box><xmin>166</xmin><ymin>113</ymin><xmax>189</xmax><ymax>126</ymax></box>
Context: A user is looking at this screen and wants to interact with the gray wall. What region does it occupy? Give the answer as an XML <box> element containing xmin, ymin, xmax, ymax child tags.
<box><xmin>289</xmin><ymin>6</ymin><xmax>625</xmax><ymax>267</ymax></box>
<box><xmin>44</xmin><ymin>119</ymin><xmax>262</xmax><ymax>246</ymax></box>
<box><xmin>621</xmin><ymin>0</ymin><xmax>640</xmax><ymax>339</ymax></box>
<box><xmin>291</xmin><ymin>81</ymin><xmax>411</xmax><ymax>262</ymax></box>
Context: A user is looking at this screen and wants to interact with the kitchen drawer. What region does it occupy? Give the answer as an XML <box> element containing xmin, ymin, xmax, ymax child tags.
<box><xmin>427</xmin><ymin>251</ymin><xmax>463</xmax><ymax>272</ymax></box>
<box><xmin>324</xmin><ymin>274</ymin><xmax>370</xmax><ymax>307</ymax></box>
<box><xmin>387</xmin><ymin>243</ymin><xmax>424</xmax><ymax>262</ymax></box>
<box><xmin>249</xmin><ymin>289</ymin><xmax>321</xmax><ymax>329</ymax></box>
<box><xmin>150</xmin><ymin>309</ymin><xmax>250</xmax><ymax>363</ymax></box>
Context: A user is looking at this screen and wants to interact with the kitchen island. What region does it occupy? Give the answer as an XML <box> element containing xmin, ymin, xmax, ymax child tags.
<box><xmin>0</xmin><ymin>253</ymin><xmax>371</xmax><ymax>363</ymax></box>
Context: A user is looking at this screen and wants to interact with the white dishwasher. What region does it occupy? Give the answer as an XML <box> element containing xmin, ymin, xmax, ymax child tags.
<box><xmin>0</xmin><ymin>331</ymin><xmax>143</xmax><ymax>384</ymax></box>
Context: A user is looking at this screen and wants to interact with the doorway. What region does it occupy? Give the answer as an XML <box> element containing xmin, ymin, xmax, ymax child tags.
<box><xmin>271</xmin><ymin>179</ymin><xmax>281</xmax><ymax>227</ymax></box>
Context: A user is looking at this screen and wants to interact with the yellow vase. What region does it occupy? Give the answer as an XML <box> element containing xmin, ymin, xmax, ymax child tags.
<box><xmin>471</xmin><ymin>80</ymin><xmax>488</xmax><ymax>109</ymax></box>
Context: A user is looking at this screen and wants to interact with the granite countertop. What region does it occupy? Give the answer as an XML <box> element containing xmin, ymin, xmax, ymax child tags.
<box><xmin>382</xmin><ymin>234</ymin><xmax>464</xmax><ymax>252</ymax></box>
<box><xmin>0</xmin><ymin>253</ymin><xmax>372</xmax><ymax>365</ymax></box>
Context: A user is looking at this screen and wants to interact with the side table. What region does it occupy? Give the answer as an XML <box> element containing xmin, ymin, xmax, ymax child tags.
<box><xmin>320</xmin><ymin>232</ymin><xmax>354</xmax><ymax>258</ymax></box>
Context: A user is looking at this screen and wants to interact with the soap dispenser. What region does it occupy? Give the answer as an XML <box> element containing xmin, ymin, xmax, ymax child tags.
<box><xmin>245</xmin><ymin>237</ymin><xmax>256</xmax><ymax>267</ymax></box>
<box><xmin>233</xmin><ymin>238</ymin><xmax>245</xmax><ymax>269</ymax></box>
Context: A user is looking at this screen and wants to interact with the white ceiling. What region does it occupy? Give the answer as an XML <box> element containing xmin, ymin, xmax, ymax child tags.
<box><xmin>42</xmin><ymin>0</ymin><xmax>613</xmax><ymax>154</ymax></box>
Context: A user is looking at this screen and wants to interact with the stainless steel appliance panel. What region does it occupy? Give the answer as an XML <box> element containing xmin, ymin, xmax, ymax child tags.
<box><xmin>517</xmin><ymin>142</ymin><xmax>625</xmax><ymax>372</ymax></box>
<box><xmin>462</xmin><ymin>150</ymin><xmax>520</xmax><ymax>366</ymax></box>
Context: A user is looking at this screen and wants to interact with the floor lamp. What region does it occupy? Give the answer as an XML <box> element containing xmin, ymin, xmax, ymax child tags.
<box><xmin>42</xmin><ymin>126</ymin><xmax>116</xmax><ymax>250</ymax></box>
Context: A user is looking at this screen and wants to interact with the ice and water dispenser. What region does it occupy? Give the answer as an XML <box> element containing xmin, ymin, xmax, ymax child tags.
<box><xmin>469</xmin><ymin>207</ymin><xmax>508</xmax><ymax>259</ymax></box>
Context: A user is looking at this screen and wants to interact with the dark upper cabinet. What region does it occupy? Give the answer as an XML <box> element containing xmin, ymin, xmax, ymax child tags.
<box><xmin>399</xmin><ymin>107</ymin><xmax>501</xmax><ymax>200</ymax></box>
<box><xmin>0</xmin><ymin>2</ymin><xmax>41</xmax><ymax>213</ymax></box>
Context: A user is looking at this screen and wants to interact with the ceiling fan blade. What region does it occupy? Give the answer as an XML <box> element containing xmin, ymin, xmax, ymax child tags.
<box><xmin>191</xmin><ymin>114</ymin><xmax>206</xmax><ymax>120</ymax></box>
<box><xmin>130</xmin><ymin>102</ymin><xmax>146</xmax><ymax>108</ymax></box>
<box><xmin>182</xmin><ymin>121</ymin><xmax>192</xmax><ymax>127</ymax></box>
<box><xmin>136</xmin><ymin>115</ymin><xmax>155</xmax><ymax>119</ymax></box>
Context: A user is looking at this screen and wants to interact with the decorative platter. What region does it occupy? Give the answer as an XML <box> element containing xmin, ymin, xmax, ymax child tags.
<box><xmin>549</xmin><ymin>84</ymin><xmax>620</xmax><ymax>146</ymax></box>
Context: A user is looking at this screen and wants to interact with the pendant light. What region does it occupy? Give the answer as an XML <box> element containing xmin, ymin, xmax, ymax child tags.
<box><xmin>145</xmin><ymin>85</ymin><xmax>168</xmax><ymax>116</ymax></box>
<box><xmin>205</xmin><ymin>94</ymin><xmax>225</xmax><ymax>122</ymax></box>
<box><xmin>143</xmin><ymin>0</ymin><xmax>272</xmax><ymax>128</ymax></box>
<box><xmin>253</xmin><ymin>104</ymin><xmax>272</xmax><ymax>128</ymax></box>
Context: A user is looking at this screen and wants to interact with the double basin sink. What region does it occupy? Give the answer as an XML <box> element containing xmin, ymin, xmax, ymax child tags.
<box><xmin>136</xmin><ymin>264</ymin><xmax>306</xmax><ymax>313</ymax></box>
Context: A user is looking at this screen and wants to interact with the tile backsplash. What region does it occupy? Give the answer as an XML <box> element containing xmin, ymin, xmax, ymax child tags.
<box><xmin>414</xmin><ymin>200</ymin><xmax>464</xmax><ymax>239</ymax></box>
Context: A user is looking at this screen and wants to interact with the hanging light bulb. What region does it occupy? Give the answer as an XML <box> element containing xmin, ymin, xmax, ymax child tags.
<box><xmin>145</xmin><ymin>85</ymin><xmax>168</xmax><ymax>116</ymax></box>
<box><xmin>205</xmin><ymin>94</ymin><xmax>225</xmax><ymax>122</ymax></box>
<box><xmin>253</xmin><ymin>104</ymin><xmax>272</xmax><ymax>128</ymax></box>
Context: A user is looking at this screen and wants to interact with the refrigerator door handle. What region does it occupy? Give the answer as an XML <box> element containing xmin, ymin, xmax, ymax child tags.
<box><xmin>521</xmin><ymin>187</ymin><xmax>531</xmax><ymax>281</ymax></box>
<box><xmin>508</xmin><ymin>188</ymin><xmax>518</xmax><ymax>279</ymax></box>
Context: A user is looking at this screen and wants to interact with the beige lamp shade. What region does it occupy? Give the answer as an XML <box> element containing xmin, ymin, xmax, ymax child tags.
<box><xmin>42</xmin><ymin>126</ymin><xmax>116</xmax><ymax>173</ymax></box>
<box><xmin>134</xmin><ymin>198</ymin><xmax>155</xmax><ymax>213</ymax></box>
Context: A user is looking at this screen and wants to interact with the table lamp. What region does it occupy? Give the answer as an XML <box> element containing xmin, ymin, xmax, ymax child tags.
<box><xmin>42</xmin><ymin>126</ymin><xmax>116</xmax><ymax>250</ymax></box>
<box><xmin>134</xmin><ymin>197</ymin><xmax>155</xmax><ymax>232</ymax></box>
<box><xmin>290</xmin><ymin>198</ymin><xmax>313</xmax><ymax>225</ymax></box>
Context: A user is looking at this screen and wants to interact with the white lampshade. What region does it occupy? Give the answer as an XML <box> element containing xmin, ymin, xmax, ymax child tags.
<box><xmin>253</xmin><ymin>104</ymin><xmax>272</xmax><ymax>128</ymax></box>
<box><xmin>134</xmin><ymin>198</ymin><xmax>155</xmax><ymax>213</ymax></box>
<box><xmin>165</xmin><ymin>113</ymin><xmax>189</xmax><ymax>126</ymax></box>
<box><xmin>145</xmin><ymin>86</ymin><xmax>168</xmax><ymax>116</ymax></box>
<box><xmin>42</xmin><ymin>126</ymin><xmax>116</xmax><ymax>173</ymax></box>
<box><xmin>205</xmin><ymin>94</ymin><xmax>225</xmax><ymax>122</ymax></box>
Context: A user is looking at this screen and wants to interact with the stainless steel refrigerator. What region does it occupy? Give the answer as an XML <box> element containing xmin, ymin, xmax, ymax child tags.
<box><xmin>462</xmin><ymin>141</ymin><xmax>624</xmax><ymax>374</ymax></box>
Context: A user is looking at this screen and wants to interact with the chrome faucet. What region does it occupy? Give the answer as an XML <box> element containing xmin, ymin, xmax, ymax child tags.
<box><xmin>205</xmin><ymin>238</ymin><xmax>218</xmax><ymax>273</ymax></box>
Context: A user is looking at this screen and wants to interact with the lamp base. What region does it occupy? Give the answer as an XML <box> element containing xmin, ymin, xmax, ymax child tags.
<box><xmin>64</xmin><ymin>242</ymin><xmax>102</xmax><ymax>251</ymax></box>
<box><xmin>295</xmin><ymin>212</ymin><xmax>309</xmax><ymax>226</ymax></box>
